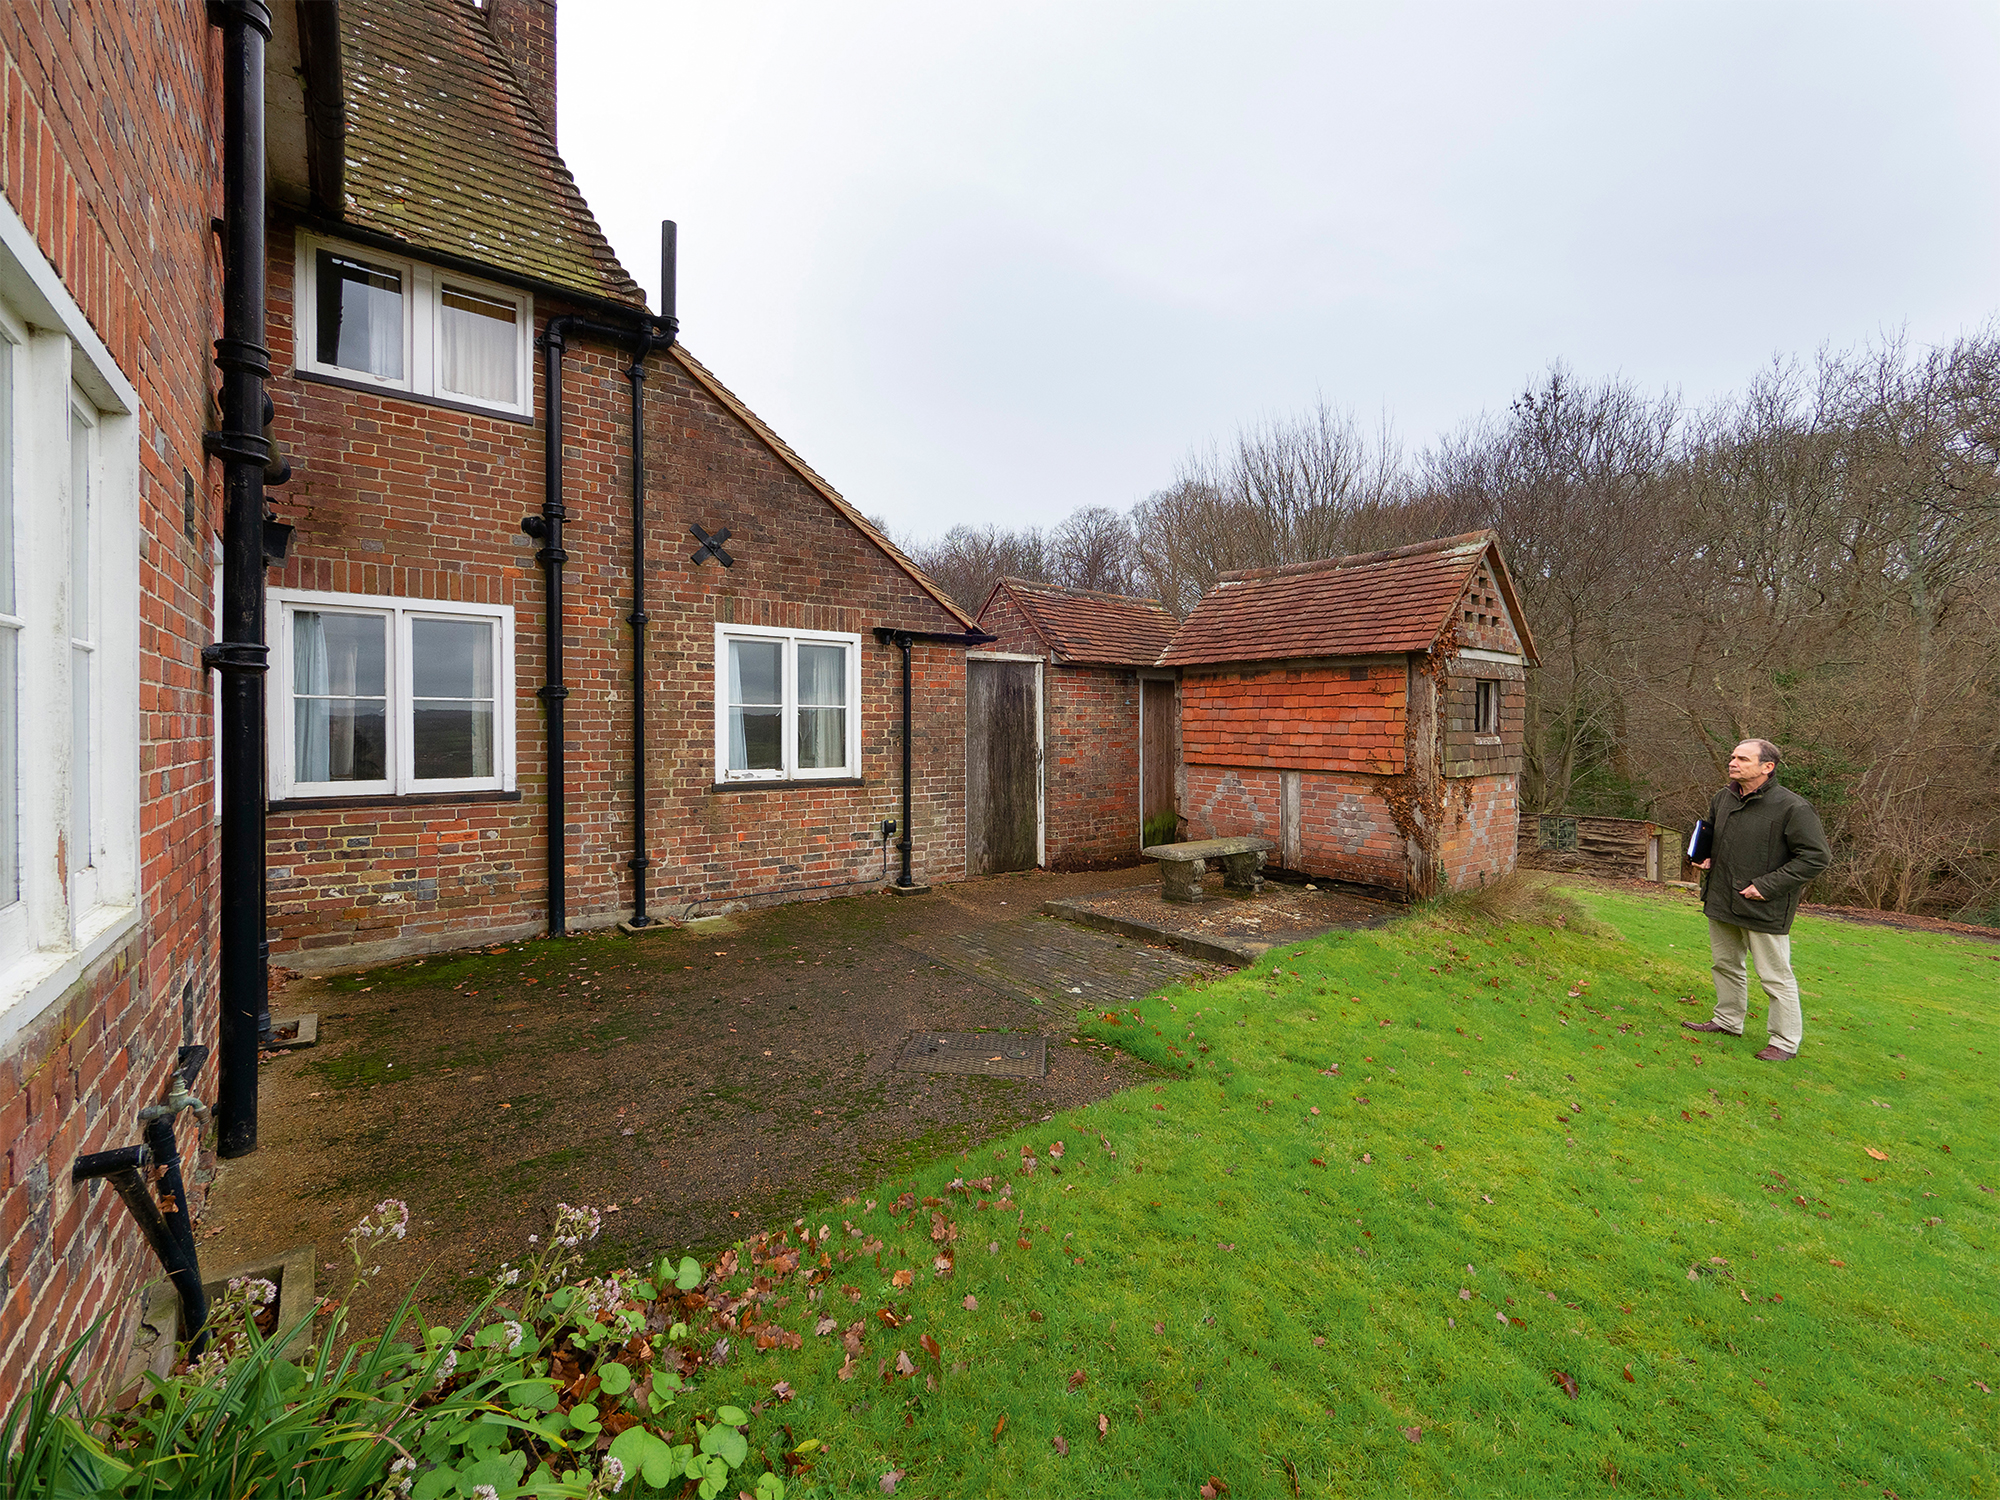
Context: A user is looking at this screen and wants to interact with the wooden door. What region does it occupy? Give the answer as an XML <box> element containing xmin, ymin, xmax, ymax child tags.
<box><xmin>966</xmin><ymin>660</ymin><xmax>1040</xmax><ymax>874</ymax></box>
<box><xmin>1140</xmin><ymin>677</ymin><xmax>1176</xmax><ymax>849</ymax></box>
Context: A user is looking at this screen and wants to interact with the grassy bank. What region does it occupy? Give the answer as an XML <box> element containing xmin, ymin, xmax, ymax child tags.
<box><xmin>700</xmin><ymin>886</ymin><xmax>1998</xmax><ymax>1498</ymax></box>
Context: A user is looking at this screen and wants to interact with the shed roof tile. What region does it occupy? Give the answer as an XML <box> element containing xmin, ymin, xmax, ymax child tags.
<box><xmin>1160</xmin><ymin>531</ymin><xmax>1537</xmax><ymax>666</ymax></box>
<box><xmin>976</xmin><ymin>579</ymin><xmax>1177</xmax><ymax>666</ymax></box>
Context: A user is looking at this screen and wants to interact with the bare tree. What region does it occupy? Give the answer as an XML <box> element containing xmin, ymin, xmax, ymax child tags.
<box><xmin>1048</xmin><ymin>506</ymin><xmax>1135</xmax><ymax>594</ymax></box>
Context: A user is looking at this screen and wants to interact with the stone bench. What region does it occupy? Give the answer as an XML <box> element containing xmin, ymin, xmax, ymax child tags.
<box><xmin>1140</xmin><ymin>836</ymin><xmax>1276</xmax><ymax>904</ymax></box>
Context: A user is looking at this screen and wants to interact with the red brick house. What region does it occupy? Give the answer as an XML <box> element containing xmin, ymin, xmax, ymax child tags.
<box><xmin>973</xmin><ymin>579</ymin><xmax>1178</xmax><ymax>869</ymax></box>
<box><xmin>0</xmin><ymin>0</ymin><xmax>233</xmax><ymax>1403</ymax></box>
<box><xmin>262</xmin><ymin>0</ymin><xmax>980</xmax><ymax>968</ymax></box>
<box><xmin>1159</xmin><ymin>531</ymin><xmax>1537</xmax><ymax>895</ymax></box>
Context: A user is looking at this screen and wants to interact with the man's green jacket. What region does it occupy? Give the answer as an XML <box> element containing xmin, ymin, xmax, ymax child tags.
<box><xmin>1701</xmin><ymin>778</ymin><xmax>1831</xmax><ymax>936</ymax></box>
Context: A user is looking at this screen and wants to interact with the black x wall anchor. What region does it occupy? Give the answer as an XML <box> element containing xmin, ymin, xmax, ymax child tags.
<box><xmin>689</xmin><ymin>523</ymin><xmax>735</xmax><ymax>567</ymax></box>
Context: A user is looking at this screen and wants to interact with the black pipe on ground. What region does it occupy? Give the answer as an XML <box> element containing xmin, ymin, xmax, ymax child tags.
<box><xmin>203</xmin><ymin>0</ymin><xmax>275</xmax><ymax>1159</ymax></box>
<box><xmin>873</xmin><ymin>627</ymin><xmax>995</xmax><ymax>887</ymax></box>
<box><xmin>73</xmin><ymin>1046</ymin><xmax>215</xmax><ymax>1353</ymax></box>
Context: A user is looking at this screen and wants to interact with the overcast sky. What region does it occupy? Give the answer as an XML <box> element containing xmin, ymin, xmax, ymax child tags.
<box><xmin>560</xmin><ymin>2</ymin><xmax>2000</xmax><ymax>543</ymax></box>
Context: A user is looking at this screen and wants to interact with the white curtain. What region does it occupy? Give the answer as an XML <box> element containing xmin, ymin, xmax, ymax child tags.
<box><xmin>319</xmin><ymin>252</ymin><xmax>404</xmax><ymax>379</ymax></box>
<box><xmin>727</xmin><ymin>639</ymin><xmax>781</xmax><ymax>771</ymax></box>
<box><xmin>293</xmin><ymin>610</ymin><xmax>334</xmax><ymax>781</ymax></box>
<box><xmin>796</xmin><ymin>643</ymin><xmax>846</xmax><ymax>771</ymax></box>
<box><xmin>440</xmin><ymin>288</ymin><xmax>518</xmax><ymax>404</ymax></box>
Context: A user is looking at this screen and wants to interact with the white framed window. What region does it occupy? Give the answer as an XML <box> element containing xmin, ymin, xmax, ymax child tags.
<box><xmin>269</xmin><ymin>590</ymin><xmax>516</xmax><ymax>800</ymax></box>
<box><xmin>0</xmin><ymin>192</ymin><xmax>143</xmax><ymax>1042</ymax></box>
<box><xmin>713</xmin><ymin>625</ymin><xmax>861</xmax><ymax>783</ymax></box>
<box><xmin>293</xmin><ymin>232</ymin><xmax>534</xmax><ymax>417</ymax></box>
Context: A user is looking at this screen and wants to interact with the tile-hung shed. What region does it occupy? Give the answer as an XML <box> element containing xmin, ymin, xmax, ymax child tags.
<box><xmin>972</xmin><ymin>580</ymin><xmax>1179</xmax><ymax>870</ymax></box>
<box><xmin>260</xmin><ymin>0</ymin><xmax>980</xmax><ymax>967</ymax></box>
<box><xmin>1159</xmin><ymin>531</ymin><xmax>1539</xmax><ymax>896</ymax></box>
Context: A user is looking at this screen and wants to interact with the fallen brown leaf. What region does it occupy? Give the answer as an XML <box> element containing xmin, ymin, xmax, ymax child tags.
<box><xmin>836</xmin><ymin>1353</ymin><xmax>857</xmax><ymax>1382</ymax></box>
<box><xmin>1551</xmin><ymin>1370</ymin><xmax>1579</xmax><ymax>1399</ymax></box>
<box><xmin>921</xmin><ymin>1333</ymin><xmax>941</xmax><ymax>1361</ymax></box>
<box><xmin>1401</xmin><ymin>1426</ymin><xmax>1421</xmax><ymax>1444</ymax></box>
<box><xmin>1865</xmin><ymin>1146</ymin><xmax>1888</xmax><ymax>1161</ymax></box>
<box><xmin>991</xmin><ymin>1413</ymin><xmax>1007</xmax><ymax>1441</ymax></box>
<box><xmin>890</xmin><ymin>1269</ymin><xmax>914</xmax><ymax>1289</ymax></box>
<box><xmin>894</xmin><ymin>1350</ymin><xmax>917</xmax><ymax>1377</ymax></box>
<box><xmin>1097</xmin><ymin>1413</ymin><xmax>1109</xmax><ymax>1439</ymax></box>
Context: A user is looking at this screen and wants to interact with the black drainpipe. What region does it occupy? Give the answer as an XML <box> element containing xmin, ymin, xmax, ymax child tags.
<box><xmin>873</xmin><ymin>627</ymin><xmax>994</xmax><ymax>887</ymax></box>
<box><xmin>203</xmin><ymin>0</ymin><xmax>274</xmax><ymax>1159</ymax></box>
<box><xmin>523</xmin><ymin>225</ymin><xmax>678</xmax><ymax>936</ymax></box>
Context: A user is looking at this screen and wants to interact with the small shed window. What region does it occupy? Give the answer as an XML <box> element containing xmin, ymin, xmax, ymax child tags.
<box><xmin>1538</xmin><ymin>816</ymin><xmax>1578</xmax><ymax>852</ymax></box>
<box><xmin>1474</xmin><ymin>679</ymin><xmax>1500</xmax><ymax>734</ymax></box>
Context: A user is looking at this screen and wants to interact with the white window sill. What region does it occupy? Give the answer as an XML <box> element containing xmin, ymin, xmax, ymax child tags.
<box><xmin>0</xmin><ymin>902</ymin><xmax>141</xmax><ymax>1055</ymax></box>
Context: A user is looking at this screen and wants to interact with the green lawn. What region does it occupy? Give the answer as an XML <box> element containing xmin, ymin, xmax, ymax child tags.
<box><xmin>695</xmin><ymin>886</ymin><xmax>1997</xmax><ymax>1498</ymax></box>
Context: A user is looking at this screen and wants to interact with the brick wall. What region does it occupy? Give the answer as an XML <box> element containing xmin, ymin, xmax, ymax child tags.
<box><xmin>1183</xmin><ymin>767</ymin><xmax>1411</xmax><ymax>892</ymax></box>
<box><xmin>1043</xmin><ymin>666</ymin><xmax>1140</xmax><ymax>867</ymax></box>
<box><xmin>1441</xmin><ymin>658</ymin><xmax>1527</xmax><ymax>778</ymax></box>
<box><xmin>0</xmin><ymin>2</ymin><xmax>224</xmax><ymax>1407</ymax></box>
<box><xmin>1437</xmin><ymin>774</ymin><xmax>1519</xmax><ymax>890</ymax></box>
<box><xmin>265</xmin><ymin>220</ymin><xmax>967</xmax><ymax>965</ymax></box>
<box><xmin>1181</xmin><ymin>660</ymin><xmax>1406</xmax><ymax>773</ymax></box>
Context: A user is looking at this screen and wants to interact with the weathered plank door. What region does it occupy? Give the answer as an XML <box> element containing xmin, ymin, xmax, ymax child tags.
<box><xmin>966</xmin><ymin>659</ymin><xmax>1040</xmax><ymax>874</ymax></box>
<box><xmin>1139</xmin><ymin>677</ymin><xmax>1177</xmax><ymax>849</ymax></box>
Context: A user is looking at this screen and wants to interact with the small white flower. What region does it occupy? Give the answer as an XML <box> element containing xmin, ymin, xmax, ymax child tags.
<box><xmin>499</xmin><ymin>1267</ymin><xmax>520</xmax><ymax>1287</ymax></box>
<box><xmin>434</xmin><ymin>1349</ymin><xmax>457</xmax><ymax>1381</ymax></box>
<box><xmin>527</xmin><ymin>1234</ymin><xmax>539</xmax><ymax>1245</ymax></box>
<box><xmin>472</xmin><ymin>1487</ymin><xmax>500</xmax><ymax>1500</ymax></box>
<box><xmin>602</xmin><ymin>1455</ymin><xmax>627</xmax><ymax>1493</ymax></box>
<box><xmin>503</xmin><ymin>1320</ymin><xmax>524</xmax><ymax>1353</ymax></box>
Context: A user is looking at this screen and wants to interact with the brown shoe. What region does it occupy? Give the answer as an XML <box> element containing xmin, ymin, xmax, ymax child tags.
<box><xmin>1680</xmin><ymin>1021</ymin><xmax>1741</xmax><ymax>1036</ymax></box>
<box><xmin>1754</xmin><ymin>1044</ymin><xmax>1796</xmax><ymax>1062</ymax></box>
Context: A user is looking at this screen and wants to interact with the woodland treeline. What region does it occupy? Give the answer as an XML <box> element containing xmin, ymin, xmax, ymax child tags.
<box><xmin>902</xmin><ymin>332</ymin><xmax>2000</xmax><ymax>918</ymax></box>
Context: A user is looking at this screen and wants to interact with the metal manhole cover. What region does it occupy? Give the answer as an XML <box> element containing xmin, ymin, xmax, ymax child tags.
<box><xmin>897</xmin><ymin>1032</ymin><xmax>1046</xmax><ymax>1079</ymax></box>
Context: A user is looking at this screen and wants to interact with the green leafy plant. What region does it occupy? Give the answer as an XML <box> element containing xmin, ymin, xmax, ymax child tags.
<box><xmin>0</xmin><ymin>1200</ymin><xmax>804</xmax><ymax>1499</ymax></box>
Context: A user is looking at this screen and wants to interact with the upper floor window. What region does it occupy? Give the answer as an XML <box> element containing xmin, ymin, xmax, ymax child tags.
<box><xmin>268</xmin><ymin>590</ymin><xmax>516</xmax><ymax>800</ymax></box>
<box><xmin>714</xmin><ymin>626</ymin><xmax>861</xmax><ymax>784</ymax></box>
<box><xmin>295</xmin><ymin>233</ymin><xmax>533</xmax><ymax>416</ymax></box>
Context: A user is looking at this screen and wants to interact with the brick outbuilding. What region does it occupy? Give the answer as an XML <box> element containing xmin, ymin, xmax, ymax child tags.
<box><xmin>973</xmin><ymin>580</ymin><xmax>1178</xmax><ymax>869</ymax></box>
<box><xmin>261</xmin><ymin>0</ymin><xmax>978</xmax><ymax>968</ymax></box>
<box><xmin>1159</xmin><ymin>531</ymin><xmax>1538</xmax><ymax>896</ymax></box>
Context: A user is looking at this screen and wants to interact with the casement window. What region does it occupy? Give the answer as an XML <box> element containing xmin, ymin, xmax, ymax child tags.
<box><xmin>294</xmin><ymin>232</ymin><xmax>534</xmax><ymax>417</ymax></box>
<box><xmin>714</xmin><ymin>625</ymin><xmax>862</xmax><ymax>783</ymax></box>
<box><xmin>268</xmin><ymin>590</ymin><xmax>516</xmax><ymax>800</ymax></box>
<box><xmin>0</xmin><ymin>206</ymin><xmax>142</xmax><ymax>1037</ymax></box>
<box><xmin>1474</xmin><ymin>679</ymin><xmax>1500</xmax><ymax>735</ymax></box>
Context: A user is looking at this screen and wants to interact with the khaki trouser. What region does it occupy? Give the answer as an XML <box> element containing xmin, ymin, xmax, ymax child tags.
<box><xmin>1708</xmin><ymin>919</ymin><xmax>1802</xmax><ymax>1055</ymax></box>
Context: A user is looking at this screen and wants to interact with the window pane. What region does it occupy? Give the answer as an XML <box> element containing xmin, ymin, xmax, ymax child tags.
<box><xmin>0</xmin><ymin>338</ymin><xmax>12</xmax><ymax>618</ymax></box>
<box><xmin>798</xmin><ymin>706</ymin><xmax>845</xmax><ymax>771</ymax></box>
<box><xmin>70</xmin><ymin>649</ymin><xmax>90</xmax><ymax>866</ymax></box>
<box><xmin>729</xmin><ymin>707</ymin><xmax>782</xmax><ymax>771</ymax></box>
<box><xmin>727</xmin><ymin>639</ymin><xmax>781</xmax><ymax>708</ymax></box>
<box><xmin>69</xmin><ymin>409</ymin><xmax>89</xmax><ymax>638</ymax></box>
<box><xmin>439</xmin><ymin>287</ymin><xmax>519</xmax><ymax>404</ymax></box>
<box><xmin>316</xmin><ymin>250</ymin><xmax>404</xmax><ymax>379</ymax></box>
<box><xmin>0</xmin><ymin>629</ymin><xmax>13</xmax><ymax>903</ymax></box>
<box><xmin>293</xmin><ymin>610</ymin><xmax>388</xmax><ymax>783</ymax></box>
<box><xmin>294</xmin><ymin>697</ymin><xmax>386</xmax><ymax>782</ymax></box>
<box><xmin>412</xmin><ymin>617</ymin><xmax>493</xmax><ymax>699</ymax></box>
<box><xmin>294</xmin><ymin>611</ymin><xmax>386</xmax><ymax>696</ymax></box>
<box><xmin>798</xmin><ymin>643</ymin><xmax>846</xmax><ymax>706</ymax></box>
<box><xmin>413</xmin><ymin>701</ymin><xmax>493</xmax><ymax>779</ymax></box>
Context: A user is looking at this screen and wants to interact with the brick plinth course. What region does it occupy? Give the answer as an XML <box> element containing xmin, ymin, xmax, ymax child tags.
<box><xmin>0</xmin><ymin>3</ymin><xmax>226</xmax><ymax>1407</ymax></box>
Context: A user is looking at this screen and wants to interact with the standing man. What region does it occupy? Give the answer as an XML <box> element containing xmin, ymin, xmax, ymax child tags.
<box><xmin>1682</xmin><ymin>739</ymin><xmax>1831</xmax><ymax>1061</ymax></box>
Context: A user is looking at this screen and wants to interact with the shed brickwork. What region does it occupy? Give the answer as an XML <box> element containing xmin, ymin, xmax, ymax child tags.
<box><xmin>974</xmin><ymin>580</ymin><xmax>1175</xmax><ymax>869</ymax></box>
<box><xmin>1163</xmin><ymin>533</ymin><xmax>1537</xmax><ymax>896</ymax></box>
<box><xmin>0</xmin><ymin>1</ymin><xmax>226</xmax><ymax>1406</ymax></box>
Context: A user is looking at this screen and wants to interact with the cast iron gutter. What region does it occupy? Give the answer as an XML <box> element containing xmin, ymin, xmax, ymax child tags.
<box><xmin>203</xmin><ymin>0</ymin><xmax>277</xmax><ymax>1159</ymax></box>
<box><xmin>872</xmin><ymin>627</ymin><xmax>995</xmax><ymax>887</ymax></box>
<box><xmin>524</xmin><ymin>229</ymin><xmax>678</xmax><ymax>936</ymax></box>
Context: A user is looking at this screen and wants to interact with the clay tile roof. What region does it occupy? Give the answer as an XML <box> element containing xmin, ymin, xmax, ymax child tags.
<box><xmin>1160</xmin><ymin>531</ymin><xmax>1537</xmax><ymax>667</ymax></box>
<box><xmin>338</xmin><ymin>0</ymin><xmax>644</xmax><ymax>306</ymax></box>
<box><xmin>977</xmin><ymin>579</ymin><xmax>1177</xmax><ymax>667</ymax></box>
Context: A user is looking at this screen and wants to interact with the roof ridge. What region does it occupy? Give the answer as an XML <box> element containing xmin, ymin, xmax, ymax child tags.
<box><xmin>667</xmin><ymin>344</ymin><xmax>976</xmax><ymax>630</ymax></box>
<box><xmin>1002</xmin><ymin>577</ymin><xmax>1168</xmax><ymax>609</ymax></box>
<box><xmin>1215</xmin><ymin>529</ymin><xmax>1498</xmax><ymax>585</ymax></box>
